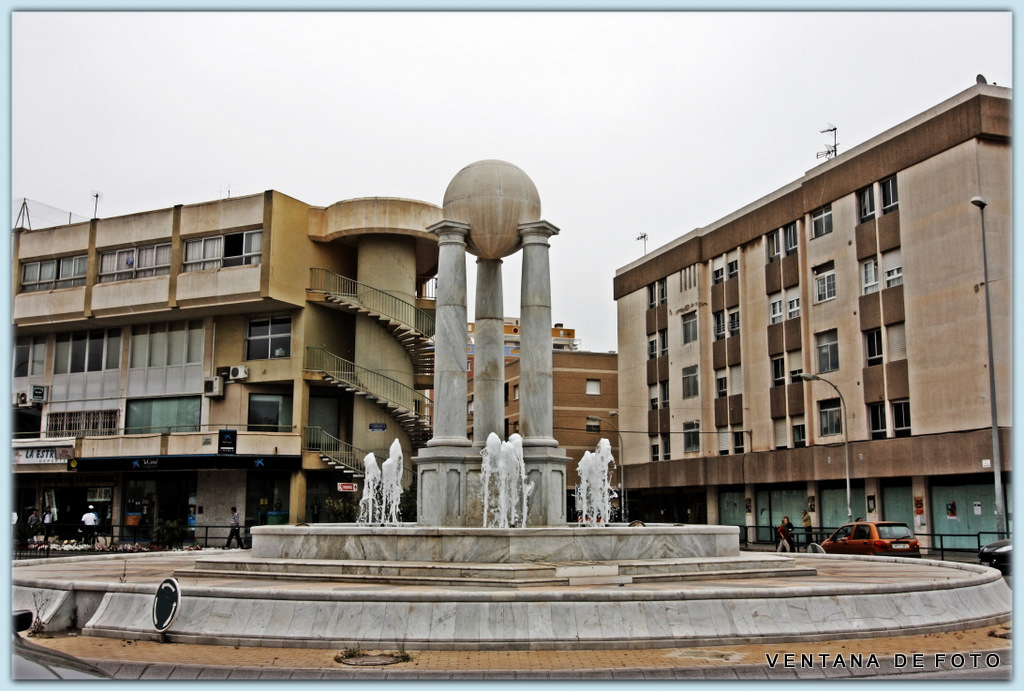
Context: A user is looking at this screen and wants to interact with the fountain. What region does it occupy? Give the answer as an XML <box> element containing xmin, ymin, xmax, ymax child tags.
<box><xmin>357</xmin><ymin>440</ymin><xmax>404</xmax><ymax>526</ymax></box>
<box><xmin>575</xmin><ymin>438</ymin><xmax>616</xmax><ymax>525</ymax></box>
<box><xmin>480</xmin><ymin>433</ymin><xmax>534</xmax><ymax>528</ymax></box>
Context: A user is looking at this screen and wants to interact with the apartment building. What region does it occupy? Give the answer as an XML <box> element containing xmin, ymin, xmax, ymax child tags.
<box><xmin>613</xmin><ymin>83</ymin><xmax>1011</xmax><ymax>543</ymax></box>
<box><xmin>12</xmin><ymin>191</ymin><xmax>441</xmax><ymax>535</ymax></box>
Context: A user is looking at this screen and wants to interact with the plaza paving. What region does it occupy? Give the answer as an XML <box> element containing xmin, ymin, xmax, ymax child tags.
<box><xmin>13</xmin><ymin>549</ymin><xmax>1013</xmax><ymax>679</ymax></box>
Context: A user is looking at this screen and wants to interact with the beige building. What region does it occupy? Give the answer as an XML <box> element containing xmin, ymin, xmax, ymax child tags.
<box><xmin>613</xmin><ymin>83</ymin><xmax>1011</xmax><ymax>544</ymax></box>
<box><xmin>12</xmin><ymin>191</ymin><xmax>440</xmax><ymax>538</ymax></box>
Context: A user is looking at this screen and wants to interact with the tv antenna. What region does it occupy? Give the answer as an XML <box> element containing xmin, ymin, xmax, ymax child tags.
<box><xmin>91</xmin><ymin>191</ymin><xmax>103</xmax><ymax>219</ymax></box>
<box><xmin>636</xmin><ymin>232</ymin><xmax>649</xmax><ymax>255</ymax></box>
<box><xmin>817</xmin><ymin>125</ymin><xmax>838</xmax><ymax>160</ymax></box>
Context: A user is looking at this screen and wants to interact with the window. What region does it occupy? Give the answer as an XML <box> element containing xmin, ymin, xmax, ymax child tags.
<box><xmin>682</xmin><ymin>366</ymin><xmax>699</xmax><ymax>399</ymax></box>
<box><xmin>713</xmin><ymin>311</ymin><xmax>725</xmax><ymax>341</ymax></box>
<box><xmin>812</xmin><ymin>205</ymin><xmax>833</xmax><ymax>238</ymax></box>
<box><xmin>784</xmin><ymin>222</ymin><xmax>799</xmax><ymax>255</ymax></box>
<box><xmin>792</xmin><ymin>419</ymin><xmax>806</xmax><ymax>448</ymax></box>
<box><xmin>774</xmin><ymin>418</ymin><xmax>788</xmax><ymax>449</ymax></box>
<box><xmin>683</xmin><ymin>421</ymin><xmax>700</xmax><ymax>453</ymax></box>
<box><xmin>727</xmin><ymin>310</ymin><xmax>740</xmax><ymax>336</ymax></box>
<box><xmin>13</xmin><ymin>336</ymin><xmax>46</xmax><ymax>378</ymax></box>
<box><xmin>814</xmin><ymin>262</ymin><xmax>836</xmax><ymax>303</ymax></box>
<box><xmin>712</xmin><ymin>267</ymin><xmax>725</xmax><ymax>284</ymax></box>
<box><xmin>585</xmin><ymin>379</ymin><xmax>601</xmax><ymax>395</ymax></box>
<box><xmin>184</xmin><ymin>229</ymin><xmax>263</xmax><ymax>271</ymax></box>
<box><xmin>857</xmin><ymin>185</ymin><xmax>875</xmax><ymax>223</ymax></box>
<box><xmin>861</xmin><ymin>259</ymin><xmax>879</xmax><ymax>295</ymax></box>
<box><xmin>767</xmin><ymin>231</ymin><xmax>781</xmax><ymax>263</ymax></box>
<box><xmin>658</xmin><ymin>329</ymin><xmax>668</xmax><ymax>357</ymax></box>
<box><xmin>586</xmin><ymin>418</ymin><xmax>600</xmax><ymax>433</ymax></box>
<box><xmin>869</xmin><ymin>402</ymin><xmax>887</xmax><ymax>440</ymax></box>
<box><xmin>730</xmin><ymin>365</ymin><xmax>743</xmax><ymax>395</ymax></box>
<box><xmin>661</xmin><ymin>434</ymin><xmax>671</xmax><ymax>461</ymax></box>
<box><xmin>647</xmin><ymin>337</ymin><xmax>658</xmax><ymax>360</ymax></box>
<box><xmin>126</xmin><ymin>396</ymin><xmax>201</xmax><ymax>434</ymax></box>
<box><xmin>880</xmin><ymin>176</ymin><xmax>899</xmax><ymax>214</ymax></box>
<box><xmin>733</xmin><ymin>431</ymin><xmax>745</xmax><ymax>454</ymax></box>
<box><xmin>54</xmin><ymin>329</ymin><xmax>121</xmax><ymax>374</ymax></box>
<box><xmin>816</xmin><ymin>330</ymin><xmax>839</xmax><ymax>373</ymax></box>
<box><xmin>650</xmin><ymin>437</ymin><xmax>660</xmax><ymax>463</ymax></box>
<box><xmin>647</xmin><ymin>284</ymin><xmax>657</xmax><ymax>309</ymax></box>
<box><xmin>790</xmin><ymin>366</ymin><xmax>804</xmax><ymax>384</ymax></box>
<box><xmin>660</xmin><ymin>380</ymin><xmax>669</xmax><ymax>408</ymax></box>
<box><xmin>657</xmin><ymin>278</ymin><xmax>667</xmax><ymax>305</ymax></box>
<box><xmin>248</xmin><ymin>393</ymin><xmax>294</xmax><ymax>432</ymax></box>
<box><xmin>99</xmin><ymin>243</ymin><xmax>172</xmax><ymax>282</ymax></box>
<box><xmin>787</xmin><ymin>291</ymin><xmax>801</xmax><ymax>320</ymax></box>
<box><xmin>772</xmin><ymin>357</ymin><xmax>786</xmax><ymax>387</ymax></box>
<box><xmin>130</xmin><ymin>321</ymin><xmax>203</xmax><ymax>368</ymax></box>
<box><xmin>887</xmin><ymin>322</ymin><xmax>907</xmax><ymax>360</ymax></box>
<box><xmin>46</xmin><ymin>409</ymin><xmax>119</xmax><ymax>437</ymax></box>
<box><xmin>883</xmin><ymin>249</ymin><xmax>903</xmax><ymax>288</ymax></box>
<box><xmin>769</xmin><ymin>296</ymin><xmax>783</xmax><ymax>325</ymax></box>
<box><xmin>892</xmin><ymin>400</ymin><xmax>911</xmax><ymax>437</ymax></box>
<box><xmin>818</xmin><ymin>398</ymin><xmax>842</xmax><ymax>436</ymax></box>
<box><xmin>716</xmin><ymin>372</ymin><xmax>727</xmax><ymax>399</ymax></box>
<box><xmin>726</xmin><ymin>260</ymin><xmax>738</xmax><ymax>280</ymax></box>
<box><xmin>20</xmin><ymin>255</ymin><xmax>87</xmax><ymax>292</ymax></box>
<box><xmin>681</xmin><ymin>311</ymin><xmax>698</xmax><ymax>344</ymax></box>
<box><xmin>865</xmin><ymin>328</ymin><xmax>883</xmax><ymax>367</ymax></box>
<box><xmin>649</xmin><ymin>384</ymin><xmax>659</xmax><ymax>410</ymax></box>
<box><xmin>246</xmin><ymin>316</ymin><xmax>292</xmax><ymax>360</ymax></box>
<box><xmin>718</xmin><ymin>428</ymin><xmax>730</xmax><ymax>456</ymax></box>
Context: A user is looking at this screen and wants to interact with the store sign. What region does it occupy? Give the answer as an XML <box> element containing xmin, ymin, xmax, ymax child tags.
<box><xmin>218</xmin><ymin>429</ymin><xmax>237</xmax><ymax>455</ymax></box>
<box><xmin>337</xmin><ymin>483</ymin><xmax>357</xmax><ymax>492</ymax></box>
<box><xmin>14</xmin><ymin>447</ymin><xmax>73</xmax><ymax>464</ymax></box>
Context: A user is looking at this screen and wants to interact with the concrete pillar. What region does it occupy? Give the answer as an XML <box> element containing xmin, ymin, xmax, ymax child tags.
<box><xmin>289</xmin><ymin>470</ymin><xmax>307</xmax><ymax>524</ymax></box>
<box><xmin>518</xmin><ymin>221</ymin><xmax>559</xmax><ymax>449</ymax></box>
<box><xmin>473</xmin><ymin>258</ymin><xmax>504</xmax><ymax>445</ymax></box>
<box><xmin>426</xmin><ymin>221</ymin><xmax>472</xmax><ymax>448</ymax></box>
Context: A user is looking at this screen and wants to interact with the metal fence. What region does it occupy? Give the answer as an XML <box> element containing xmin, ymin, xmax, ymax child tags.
<box><xmin>737</xmin><ymin>524</ymin><xmax>1010</xmax><ymax>559</ymax></box>
<box><xmin>12</xmin><ymin>522</ymin><xmax>254</xmax><ymax>559</ymax></box>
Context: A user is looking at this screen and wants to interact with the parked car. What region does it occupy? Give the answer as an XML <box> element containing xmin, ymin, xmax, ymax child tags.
<box><xmin>820</xmin><ymin>521</ymin><xmax>920</xmax><ymax>557</ymax></box>
<box><xmin>979</xmin><ymin>539</ymin><xmax>1011</xmax><ymax>574</ymax></box>
<box><xmin>11</xmin><ymin>610</ymin><xmax>111</xmax><ymax>679</ymax></box>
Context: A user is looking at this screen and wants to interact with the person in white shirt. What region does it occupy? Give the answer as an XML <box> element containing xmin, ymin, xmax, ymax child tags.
<box><xmin>81</xmin><ymin>505</ymin><xmax>98</xmax><ymax>547</ymax></box>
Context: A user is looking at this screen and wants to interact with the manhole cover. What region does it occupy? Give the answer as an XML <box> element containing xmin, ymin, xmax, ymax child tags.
<box><xmin>338</xmin><ymin>654</ymin><xmax>405</xmax><ymax>666</ymax></box>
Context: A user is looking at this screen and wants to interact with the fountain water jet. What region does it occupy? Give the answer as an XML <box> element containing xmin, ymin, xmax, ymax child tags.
<box><xmin>480</xmin><ymin>432</ymin><xmax>534</xmax><ymax>528</ymax></box>
<box><xmin>576</xmin><ymin>438</ymin><xmax>617</xmax><ymax>525</ymax></box>
<box><xmin>357</xmin><ymin>440</ymin><xmax>404</xmax><ymax>526</ymax></box>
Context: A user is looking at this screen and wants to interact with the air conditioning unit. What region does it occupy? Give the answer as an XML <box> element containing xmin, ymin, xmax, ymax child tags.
<box><xmin>204</xmin><ymin>376</ymin><xmax>225</xmax><ymax>398</ymax></box>
<box><xmin>14</xmin><ymin>391</ymin><xmax>33</xmax><ymax>408</ymax></box>
<box><xmin>29</xmin><ymin>385</ymin><xmax>47</xmax><ymax>403</ymax></box>
<box><xmin>228</xmin><ymin>365</ymin><xmax>249</xmax><ymax>381</ymax></box>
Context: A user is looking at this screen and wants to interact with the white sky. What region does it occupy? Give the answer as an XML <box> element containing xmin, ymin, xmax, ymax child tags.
<box><xmin>9</xmin><ymin>9</ymin><xmax>1013</xmax><ymax>353</ymax></box>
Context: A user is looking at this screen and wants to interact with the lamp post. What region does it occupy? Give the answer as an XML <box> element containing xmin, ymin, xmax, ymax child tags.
<box><xmin>586</xmin><ymin>413</ymin><xmax>626</xmax><ymax>522</ymax></box>
<box><xmin>800</xmin><ymin>373</ymin><xmax>852</xmax><ymax>523</ymax></box>
<box><xmin>970</xmin><ymin>196</ymin><xmax>1007</xmax><ymax>536</ymax></box>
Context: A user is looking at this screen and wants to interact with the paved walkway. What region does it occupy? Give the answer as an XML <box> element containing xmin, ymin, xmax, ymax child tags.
<box><xmin>14</xmin><ymin>551</ymin><xmax>1013</xmax><ymax>680</ymax></box>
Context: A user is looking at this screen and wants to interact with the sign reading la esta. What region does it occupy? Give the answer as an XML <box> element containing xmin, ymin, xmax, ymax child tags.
<box><xmin>14</xmin><ymin>447</ymin><xmax>73</xmax><ymax>464</ymax></box>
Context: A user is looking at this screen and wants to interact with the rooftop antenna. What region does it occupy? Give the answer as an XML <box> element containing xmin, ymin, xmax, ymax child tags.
<box><xmin>14</xmin><ymin>199</ymin><xmax>31</xmax><ymax>230</ymax></box>
<box><xmin>817</xmin><ymin>125</ymin><xmax>838</xmax><ymax>160</ymax></box>
<box><xmin>91</xmin><ymin>191</ymin><xmax>103</xmax><ymax>219</ymax></box>
<box><xmin>636</xmin><ymin>232</ymin><xmax>649</xmax><ymax>255</ymax></box>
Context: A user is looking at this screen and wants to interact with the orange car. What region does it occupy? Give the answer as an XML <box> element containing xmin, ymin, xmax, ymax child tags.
<box><xmin>820</xmin><ymin>521</ymin><xmax>921</xmax><ymax>557</ymax></box>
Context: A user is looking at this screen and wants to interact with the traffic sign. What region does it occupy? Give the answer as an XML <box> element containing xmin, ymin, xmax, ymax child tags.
<box><xmin>153</xmin><ymin>578</ymin><xmax>181</xmax><ymax>632</ymax></box>
<box><xmin>337</xmin><ymin>482</ymin><xmax>357</xmax><ymax>492</ymax></box>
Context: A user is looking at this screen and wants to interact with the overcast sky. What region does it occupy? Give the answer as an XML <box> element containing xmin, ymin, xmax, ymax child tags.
<box><xmin>10</xmin><ymin>9</ymin><xmax>1013</xmax><ymax>353</ymax></box>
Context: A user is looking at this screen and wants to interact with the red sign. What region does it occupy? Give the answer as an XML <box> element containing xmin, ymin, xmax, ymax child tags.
<box><xmin>337</xmin><ymin>483</ymin><xmax>357</xmax><ymax>492</ymax></box>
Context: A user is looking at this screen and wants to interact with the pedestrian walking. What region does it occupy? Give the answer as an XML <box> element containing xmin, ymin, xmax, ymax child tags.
<box><xmin>225</xmin><ymin>507</ymin><xmax>243</xmax><ymax>548</ymax></box>
<box><xmin>81</xmin><ymin>505</ymin><xmax>98</xmax><ymax>547</ymax></box>
<box><xmin>777</xmin><ymin>516</ymin><xmax>794</xmax><ymax>552</ymax></box>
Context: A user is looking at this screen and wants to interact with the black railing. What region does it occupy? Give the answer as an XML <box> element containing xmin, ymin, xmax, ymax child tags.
<box><xmin>12</xmin><ymin>522</ymin><xmax>256</xmax><ymax>559</ymax></box>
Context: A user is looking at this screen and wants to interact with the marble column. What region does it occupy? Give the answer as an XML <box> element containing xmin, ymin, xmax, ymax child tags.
<box><xmin>517</xmin><ymin>220</ymin><xmax>568</xmax><ymax>525</ymax></box>
<box><xmin>425</xmin><ymin>220</ymin><xmax>472</xmax><ymax>448</ymax></box>
<box><xmin>518</xmin><ymin>221</ymin><xmax>560</xmax><ymax>449</ymax></box>
<box><xmin>473</xmin><ymin>258</ymin><xmax>505</xmax><ymax>445</ymax></box>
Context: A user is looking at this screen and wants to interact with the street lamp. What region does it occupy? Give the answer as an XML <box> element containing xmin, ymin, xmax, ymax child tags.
<box><xmin>586</xmin><ymin>413</ymin><xmax>626</xmax><ymax>522</ymax></box>
<box><xmin>971</xmin><ymin>196</ymin><xmax>1007</xmax><ymax>536</ymax></box>
<box><xmin>799</xmin><ymin>373</ymin><xmax>852</xmax><ymax>523</ymax></box>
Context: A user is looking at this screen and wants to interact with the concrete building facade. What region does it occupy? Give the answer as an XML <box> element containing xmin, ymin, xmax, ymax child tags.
<box><xmin>613</xmin><ymin>83</ymin><xmax>1011</xmax><ymax>545</ymax></box>
<box><xmin>12</xmin><ymin>191</ymin><xmax>440</xmax><ymax>538</ymax></box>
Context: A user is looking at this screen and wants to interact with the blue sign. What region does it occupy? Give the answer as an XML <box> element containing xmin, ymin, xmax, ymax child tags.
<box><xmin>369</xmin><ymin>423</ymin><xmax>387</xmax><ymax>432</ymax></box>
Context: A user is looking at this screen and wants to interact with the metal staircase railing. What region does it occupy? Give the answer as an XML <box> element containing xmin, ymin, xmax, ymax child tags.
<box><xmin>304</xmin><ymin>346</ymin><xmax>433</xmax><ymax>447</ymax></box>
<box><xmin>302</xmin><ymin>427</ymin><xmax>369</xmax><ymax>474</ymax></box>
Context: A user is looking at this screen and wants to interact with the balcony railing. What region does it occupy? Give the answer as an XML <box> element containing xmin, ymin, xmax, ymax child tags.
<box><xmin>309</xmin><ymin>268</ymin><xmax>435</xmax><ymax>338</ymax></box>
<box><xmin>302</xmin><ymin>427</ymin><xmax>366</xmax><ymax>474</ymax></box>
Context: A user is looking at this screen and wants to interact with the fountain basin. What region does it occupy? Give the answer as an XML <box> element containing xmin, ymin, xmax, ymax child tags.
<box><xmin>250</xmin><ymin>523</ymin><xmax>741</xmax><ymax>563</ymax></box>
